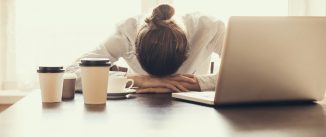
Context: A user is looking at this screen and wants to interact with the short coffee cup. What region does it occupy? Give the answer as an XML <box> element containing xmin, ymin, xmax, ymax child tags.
<box><xmin>79</xmin><ymin>58</ymin><xmax>111</xmax><ymax>105</ymax></box>
<box><xmin>37</xmin><ymin>66</ymin><xmax>65</xmax><ymax>103</ymax></box>
<box><xmin>62</xmin><ymin>73</ymin><xmax>77</xmax><ymax>100</ymax></box>
<box><xmin>108</xmin><ymin>76</ymin><xmax>134</xmax><ymax>93</ymax></box>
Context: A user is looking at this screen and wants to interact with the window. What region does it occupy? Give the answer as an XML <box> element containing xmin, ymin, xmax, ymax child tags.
<box><xmin>4</xmin><ymin>0</ymin><xmax>321</xmax><ymax>90</ymax></box>
<box><xmin>15</xmin><ymin>0</ymin><xmax>141</xmax><ymax>89</ymax></box>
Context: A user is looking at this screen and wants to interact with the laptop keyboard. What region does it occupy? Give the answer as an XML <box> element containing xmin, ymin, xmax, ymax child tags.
<box><xmin>187</xmin><ymin>91</ymin><xmax>215</xmax><ymax>99</ymax></box>
<box><xmin>200</xmin><ymin>92</ymin><xmax>215</xmax><ymax>99</ymax></box>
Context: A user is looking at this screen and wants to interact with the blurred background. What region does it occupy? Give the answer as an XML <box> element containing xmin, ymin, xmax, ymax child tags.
<box><xmin>0</xmin><ymin>0</ymin><xmax>325</xmax><ymax>91</ymax></box>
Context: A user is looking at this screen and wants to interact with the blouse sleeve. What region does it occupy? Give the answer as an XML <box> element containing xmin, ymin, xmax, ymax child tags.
<box><xmin>196</xmin><ymin>74</ymin><xmax>218</xmax><ymax>91</ymax></box>
<box><xmin>212</xmin><ymin>21</ymin><xmax>225</xmax><ymax>56</ymax></box>
<box><xmin>193</xmin><ymin>15</ymin><xmax>225</xmax><ymax>91</ymax></box>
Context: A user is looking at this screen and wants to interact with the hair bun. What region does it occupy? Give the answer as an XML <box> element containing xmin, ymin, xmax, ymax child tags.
<box><xmin>145</xmin><ymin>4</ymin><xmax>175</xmax><ymax>28</ymax></box>
<box><xmin>152</xmin><ymin>4</ymin><xmax>175</xmax><ymax>21</ymax></box>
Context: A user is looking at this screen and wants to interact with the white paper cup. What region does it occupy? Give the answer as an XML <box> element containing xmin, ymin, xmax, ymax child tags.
<box><xmin>108</xmin><ymin>76</ymin><xmax>134</xmax><ymax>93</ymax></box>
<box><xmin>37</xmin><ymin>66</ymin><xmax>65</xmax><ymax>103</ymax></box>
<box><xmin>80</xmin><ymin>58</ymin><xmax>111</xmax><ymax>105</ymax></box>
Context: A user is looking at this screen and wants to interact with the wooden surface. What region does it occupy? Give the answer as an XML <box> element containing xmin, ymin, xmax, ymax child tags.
<box><xmin>1</xmin><ymin>91</ymin><xmax>326</xmax><ymax>137</ymax></box>
<box><xmin>0</xmin><ymin>104</ymin><xmax>11</xmax><ymax>112</ymax></box>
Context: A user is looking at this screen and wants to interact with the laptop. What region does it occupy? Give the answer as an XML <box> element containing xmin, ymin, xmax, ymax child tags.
<box><xmin>172</xmin><ymin>16</ymin><xmax>326</xmax><ymax>106</ymax></box>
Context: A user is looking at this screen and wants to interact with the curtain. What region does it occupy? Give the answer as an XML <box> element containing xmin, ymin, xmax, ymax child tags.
<box><xmin>0</xmin><ymin>0</ymin><xmax>16</xmax><ymax>90</ymax></box>
<box><xmin>1</xmin><ymin>0</ymin><xmax>141</xmax><ymax>90</ymax></box>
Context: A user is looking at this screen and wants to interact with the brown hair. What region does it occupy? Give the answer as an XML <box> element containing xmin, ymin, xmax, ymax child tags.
<box><xmin>135</xmin><ymin>4</ymin><xmax>189</xmax><ymax>77</ymax></box>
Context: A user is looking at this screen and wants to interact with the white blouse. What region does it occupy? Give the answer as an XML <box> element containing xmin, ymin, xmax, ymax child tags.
<box><xmin>66</xmin><ymin>13</ymin><xmax>225</xmax><ymax>91</ymax></box>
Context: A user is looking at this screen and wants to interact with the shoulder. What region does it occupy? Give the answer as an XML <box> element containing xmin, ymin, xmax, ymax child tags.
<box><xmin>182</xmin><ymin>12</ymin><xmax>224</xmax><ymax>28</ymax></box>
<box><xmin>181</xmin><ymin>13</ymin><xmax>225</xmax><ymax>42</ymax></box>
<box><xmin>182</xmin><ymin>13</ymin><xmax>225</xmax><ymax>34</ymax></box>
<box><xmin>106</xmin><ymin>17</ymin><xmax>143</xmax><ymax>58</ymax></box>
<box><xmin>116</xmin><ymin>17</ymin><xmax>140</xmax><ymax>36</ymax></box>
<box><xmin>117</xmin><ymin>17</ymin><xmax>139</xmax><ymax>30</ymax></box>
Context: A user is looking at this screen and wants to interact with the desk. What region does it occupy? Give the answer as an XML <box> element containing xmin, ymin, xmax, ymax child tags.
<box><xmin>1</xmin><ymin>91</ymin><xmax>326</xmax><ymax>137</ymax></box>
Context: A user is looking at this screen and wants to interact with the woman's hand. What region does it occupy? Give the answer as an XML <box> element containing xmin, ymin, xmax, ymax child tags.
<box><xmin>128</xmin><ymin>74</ymin><xmax>197</xmax><ymax>93</ymax></box>
<box><xmin>136</xmin><ymin>87</ymin><xmax>172</xmax><ymax>93</ymax></box>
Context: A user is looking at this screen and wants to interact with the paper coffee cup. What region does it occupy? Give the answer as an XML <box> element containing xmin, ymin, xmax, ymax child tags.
<box><xmin>79</xmin><ymin>58</ymin><xmax>111</xmax><ymax>104</ymax></box>
<box><xmin>108</xmin><ymin>76</ymin><xmax>134</xmax><ymax>93</ymax></box>
<box><xmin>37</xmin><ymin>66</ymin><xmax>65</xmax><ymax>103</ymax></box>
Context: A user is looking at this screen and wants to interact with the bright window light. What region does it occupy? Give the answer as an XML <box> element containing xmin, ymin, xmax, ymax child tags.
<box><xmin>15</xmin><ymin>0</ymin><xmax>140</xmax><ymax>88</ymax></box>
<box><xmin>12</xmin><ymin>0</ymin><xmax>289</xmax><ymax>88</ymax></box>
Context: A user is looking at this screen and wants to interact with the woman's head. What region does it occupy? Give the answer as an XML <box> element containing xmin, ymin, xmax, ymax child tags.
<box><xmin>135</xmin><ymin>4</ymin><xmax>188</xmax><ymax>77</ymax></box>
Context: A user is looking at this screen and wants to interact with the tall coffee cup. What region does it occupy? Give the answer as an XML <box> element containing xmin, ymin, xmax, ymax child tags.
<box><xmin>37</xmin><ymin>66</ymin><xmax>65</xmax><ymax>103</ymax></box>
<box><xmin>79</xmin><ymin>58</ymin><xmax>111</xmax><ymax>104</ymax></box>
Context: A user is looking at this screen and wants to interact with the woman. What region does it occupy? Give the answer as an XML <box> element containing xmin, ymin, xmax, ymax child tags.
<box><xmin>66</xmin><ymin>4</ymin><xmax>225</xmax><ymax>93</ymax></box>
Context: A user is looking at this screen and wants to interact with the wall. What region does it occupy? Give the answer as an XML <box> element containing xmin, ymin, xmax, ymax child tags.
<box><xmin>289</xmin><ymin>0</ymin><xmax>326</xmax><ymax>16</ymax></box>
<box><xmin>308</xmin><ymin>0</ymin><xmax>326</xmax><ymax>15</ymax></box>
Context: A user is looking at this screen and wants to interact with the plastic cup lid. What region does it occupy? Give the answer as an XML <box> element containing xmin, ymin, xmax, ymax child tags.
<box><xmin>79</xmin><ymin>58</ymin><xmax>111</xmax><ymax>66</ymax></box>
<box><xmin>37</xmin><ymin>66</ymin><xmax>64</xmax><ymax>73</ymax></box>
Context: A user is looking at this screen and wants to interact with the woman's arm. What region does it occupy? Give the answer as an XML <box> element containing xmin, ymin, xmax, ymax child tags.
<box><xmin>132</xmin><ymin>74</ymin><xmax>201</xmax><ymax>93</ymax></box>
<box><xmin>129</xmin><ymin>74</ymin><xmax>199</xmax><ymax>93</ymax></box>
<box><xmin>134</xmin><ymin>73</ymin><xmax>220</xmax><ymax>93</ymax></box>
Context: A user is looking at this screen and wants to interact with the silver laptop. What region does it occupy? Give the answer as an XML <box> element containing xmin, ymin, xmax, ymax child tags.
<box><xmin>172</xmin><ymin>16</ymin><xmax>326</xmax><ymax>106</ymax></box>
